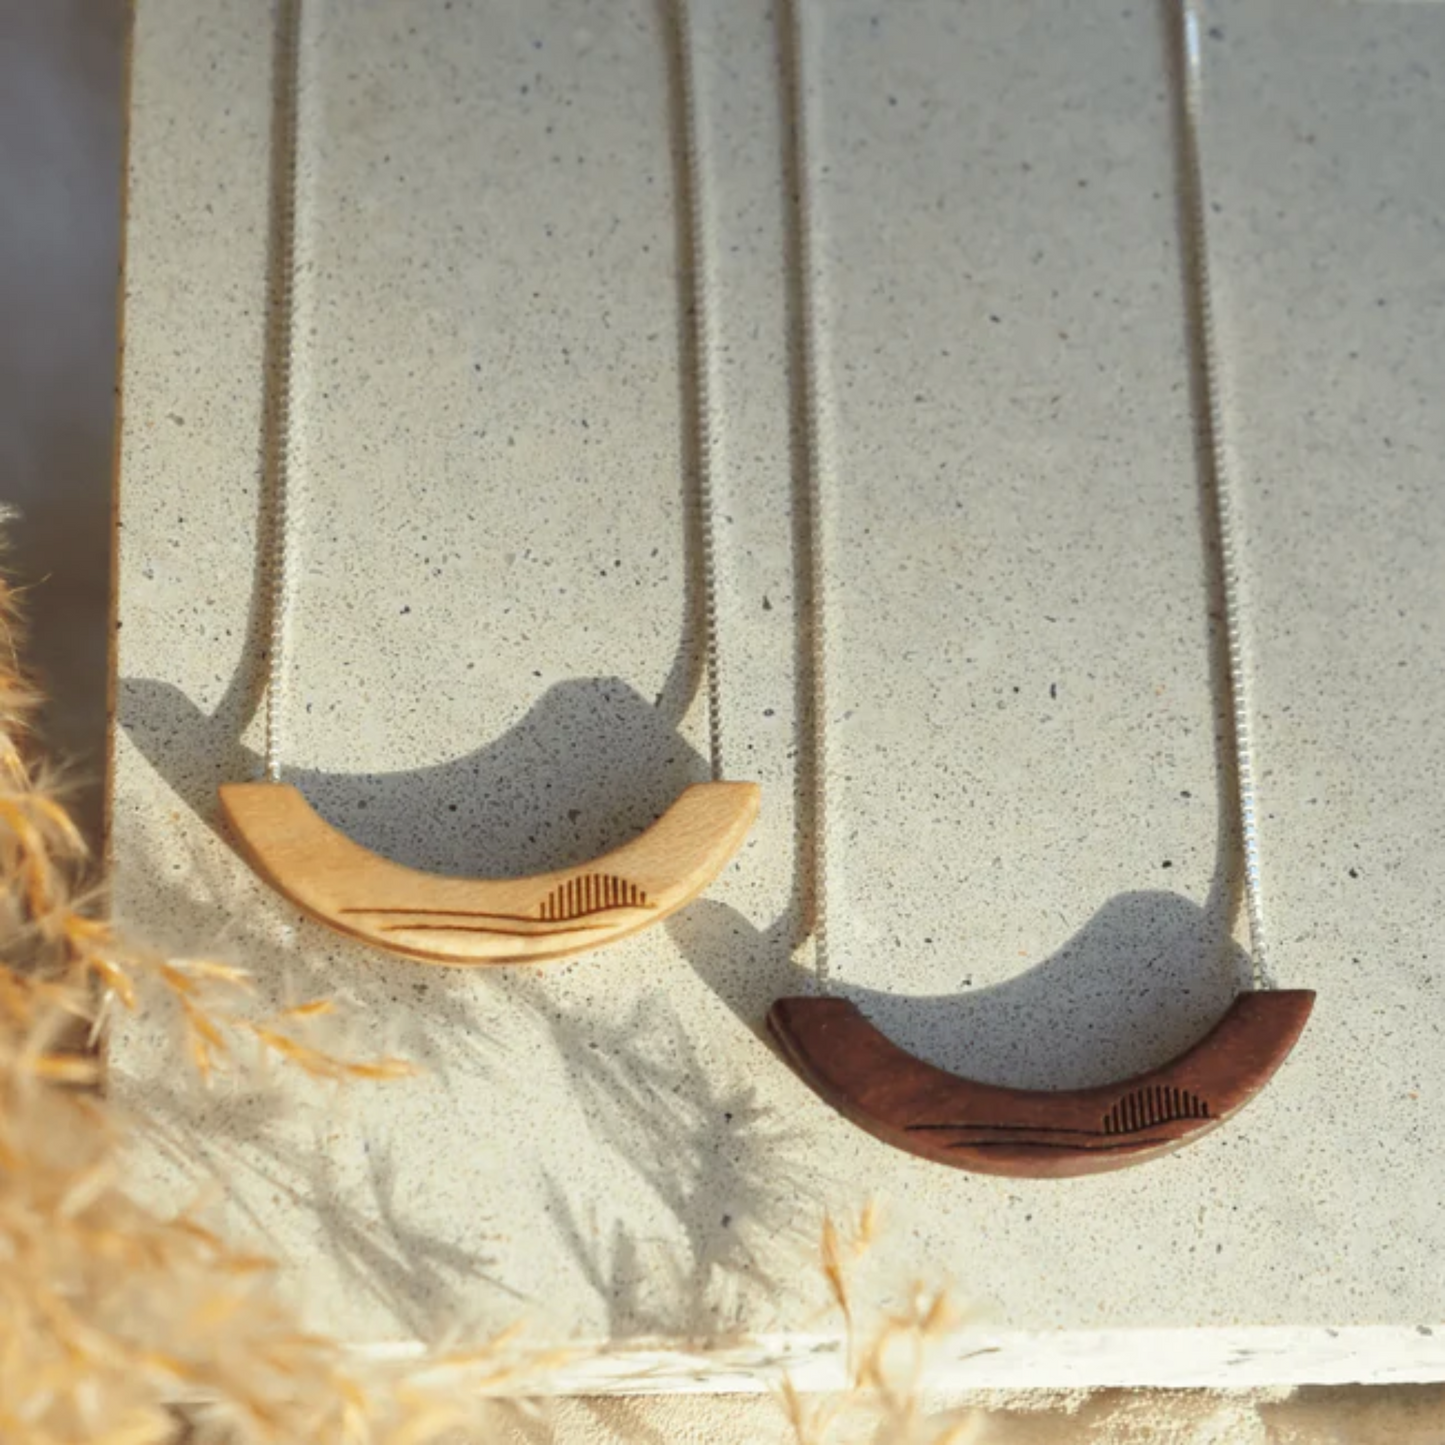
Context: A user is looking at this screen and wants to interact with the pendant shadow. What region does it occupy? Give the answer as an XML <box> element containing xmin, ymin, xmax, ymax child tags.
<box><xmin>119</xmin><ymin>671</ymin><xmax>710</xmax><ymax>880</ymax></box>
<box><xmin>670</xmin><ymin>890</ymin><xmax>1248</xmax><ymax>1094</ymax></box>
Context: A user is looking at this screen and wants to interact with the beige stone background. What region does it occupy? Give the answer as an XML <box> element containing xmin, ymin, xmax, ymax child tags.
<box><xmin>2</xmin><ymin>0</ymin><xmax>1442</xmax><ymax>1440</ymax></box>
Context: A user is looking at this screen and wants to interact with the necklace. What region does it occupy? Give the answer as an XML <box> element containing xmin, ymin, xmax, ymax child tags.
<box><xmin>219</xmin><ymin>0</ymin><xmax>759</xmax><ymax>966</ymax></box>
<box><xmin>769</xmin><ymin>0</ymin><xmax>1313</xmax><ymax>1176</ymax></box>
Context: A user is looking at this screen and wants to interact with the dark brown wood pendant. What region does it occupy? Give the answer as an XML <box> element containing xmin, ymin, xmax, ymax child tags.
<box><xmin>768</xmin><ymin>990</ymin><xmax>1314</xmax><ymax>1178</ymax></box>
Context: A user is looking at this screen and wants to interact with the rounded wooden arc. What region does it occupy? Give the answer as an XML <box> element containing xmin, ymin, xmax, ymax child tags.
<box><xmin>768</xmin><ymin>991</ymin><xmax>1314</xmax><ymax>1178</ymax></box>
<box><xmin>219</xmin><ymin>780</ymin><xmax>759</xmax><ymax>965</ymax></box>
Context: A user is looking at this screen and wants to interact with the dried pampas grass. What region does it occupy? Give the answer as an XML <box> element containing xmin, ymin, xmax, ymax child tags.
<box><xmin>0</xmin><ymin>560</ymin><xmax>500</xmax><ymax>1443</ymax></box>
<box><xmin>0</xmin><ymin>553</ymin><xmax>973</xmax><ymax>1443</ymax></box>
<box><xmin>777</xmin><ymin>1206</ymin><xmax>981</xmax><ymax>1445</ymax></box>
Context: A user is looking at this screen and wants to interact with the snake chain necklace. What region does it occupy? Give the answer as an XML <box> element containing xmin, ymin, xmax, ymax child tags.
<box><xmin>219</xmin><ymin>0</ymin><xmax>758</xmax><ymax>964</ymax></box>
<box><xmin>767</xmin><ymin>0</ymin><xmax>1313</xmax><ymax>1177</ymax></box>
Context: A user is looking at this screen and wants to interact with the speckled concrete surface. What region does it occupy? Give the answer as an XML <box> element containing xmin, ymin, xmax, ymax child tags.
<box><xmin>110</xmin><ymin>0</ymin><xmax>1445</xmax><ymax>1385</ymax></box>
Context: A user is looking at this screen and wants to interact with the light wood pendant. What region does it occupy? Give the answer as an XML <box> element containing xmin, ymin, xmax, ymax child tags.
<box><xmin>221</xmin><ymin>781</ymin><xmax>758</xmax><ymax>964</ymax></box>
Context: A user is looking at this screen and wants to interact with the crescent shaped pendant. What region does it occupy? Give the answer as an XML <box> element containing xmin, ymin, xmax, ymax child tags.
<box><xmin>220</xmin><ymin>780</ymin><xmax>759</xmax><ymax>965</ymax></box>
<box><xmin>768</xmin><ymin>990</ymin><xmax>1314</xmax><ymax>1178</ymax></box>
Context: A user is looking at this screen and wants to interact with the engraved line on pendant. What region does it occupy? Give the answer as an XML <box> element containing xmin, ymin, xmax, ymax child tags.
<box><xmin>908</xmin><ymin>1087</ymin><xmax>1214</xmax><ymax>1142</ymax></box>
<box><xmin>340</xmin><ymin>874</ymin><xmax>656</xmax><ymax>928</ymax></box>
<box><xmin>342</xmin><ymin>907</ymin><xmax>647</xmax><ymax>925</ymax></box>
<box><xmin>377</xmin><ymin>920</ymin><xmax>618</xmax><ymax>937</ymax></box>
<box><xmin>948</xmin><ymin>1137</ymin><xmax>1176</xmax><ymax>1153</ymax></box>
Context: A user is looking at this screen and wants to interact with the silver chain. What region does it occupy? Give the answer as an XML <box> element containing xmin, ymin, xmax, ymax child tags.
<box><xmin>676</xmin><ymin>0</ymin><xmax>727</xmax><ymax>783</ymax></box>
<box><xmin>784</xmin><ymin>0</ymin><xmax>832</xmax><ymax>989</ymax></box>
<box><xmin>261</xmin><ymin>0</ymin><xmax>729</xmax><ymax>784</ymax></box>
<box><xmin>260</xmin><ymin>0</ymin><xmax>304</xmax><ymax>783</ymax></box>
<box><xmin>1177</xmin><ymin>0</ymin><xmax>1274</xmax><ymax>987</ymax></box>
<box><xmin>785</xmin><ymin>0</ymin><xmax>1274</xmax><ymax>991</ymax></box>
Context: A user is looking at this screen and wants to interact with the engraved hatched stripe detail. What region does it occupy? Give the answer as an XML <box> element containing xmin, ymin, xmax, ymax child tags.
<box><xmin>538</xmin><ymin>875</ymin><xmax>650</xmax><ymax>922</ymax></box>
<box><xmin>1102</xmin><ymin>1085</ymin><xmax>1211</xmax><ymax>1136</ymax></box>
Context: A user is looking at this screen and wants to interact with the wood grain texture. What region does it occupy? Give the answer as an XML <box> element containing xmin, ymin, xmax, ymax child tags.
<box><xmin>219</xmin><ymin>780</ymin><xmax>759</xmax><ymax>964</ymax></box>
<box><xmin>768</xmin><ymin>990</ymin><xmax>1314</xmax><ymax>1177</ymax></box>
